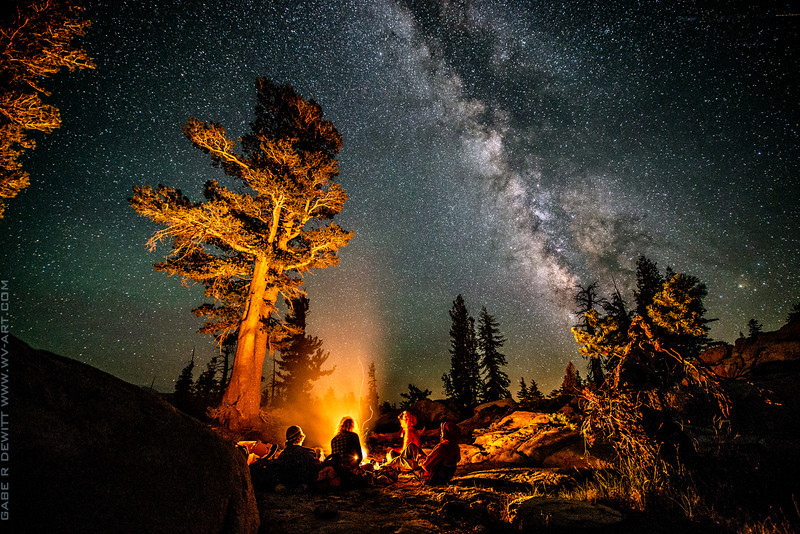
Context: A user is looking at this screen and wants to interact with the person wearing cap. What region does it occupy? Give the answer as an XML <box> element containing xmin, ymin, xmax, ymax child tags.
<box><xmin>274</xmin><ymin>425</ymin><xmax>322</xmax><ymax>490</ymax></box>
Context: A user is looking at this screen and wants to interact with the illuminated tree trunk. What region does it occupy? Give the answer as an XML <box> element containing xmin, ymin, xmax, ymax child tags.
<box><xmin>218</xmin><ymin>257</ymin><xmax>276</xmax><ymax>429</ymax></box>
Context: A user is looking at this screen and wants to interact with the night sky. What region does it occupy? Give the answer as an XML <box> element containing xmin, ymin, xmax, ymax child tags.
<box><xmin>3</xmin><ymin>0</ymin><xmax>798</xmax><ymax>401</ymax></box>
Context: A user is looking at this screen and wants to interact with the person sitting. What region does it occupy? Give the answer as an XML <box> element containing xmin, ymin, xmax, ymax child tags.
<box><xmin>274</xmin><ymin>425</ymin><xmax>322</xmax><ymax>490</ymax></box>
<box><xmin>384</xmin><ymin>410</ymin><xmax>425</xmax><ymax>473</ymax></box>
<box><xmin>420</xmin><ymin>422</ymin><xmax>461</xmax><ymax>485</ymax></box>
<box><xmin>330</xmin><ymin>416</ymin><xmax>363</xmax><ymax>469</ymax></box>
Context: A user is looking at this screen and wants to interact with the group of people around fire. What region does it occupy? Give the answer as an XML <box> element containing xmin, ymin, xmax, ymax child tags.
<box><xmin>243</xmin><ymin>410</ymin><xmax>461</xmax><ymax>492</ymax></box>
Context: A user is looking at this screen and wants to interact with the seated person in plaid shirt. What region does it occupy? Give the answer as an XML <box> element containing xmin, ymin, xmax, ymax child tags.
<box><xmin>330</xmin><ymin>416</ymin><xmax>363</xmax><ymax>469</ymax></box>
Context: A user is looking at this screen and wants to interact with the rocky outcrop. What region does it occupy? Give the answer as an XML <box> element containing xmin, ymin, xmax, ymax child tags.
<box><xmin>9</xmin><ymin>336</ymin><xmax>259</xmax><ymax>534</ymax></box>
<box><xmin>460</xmin><ymin>411</ymin><xmax>610</xmax><ymax>469</ymax></box>
<box><xmin>458</xmin><ymin>398</ymin><xmax>517</xmax><ymax>437</ymax></box>
<box><xmin>700</xmin><ymin>317</ymin><xmax>800</xmax><ymax>378</ymax></box>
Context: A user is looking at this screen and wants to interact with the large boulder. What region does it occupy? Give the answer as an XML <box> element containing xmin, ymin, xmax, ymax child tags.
<box><xmin>463</xmin><ymin>411</ymin><xmax>610</xmax><ymax>469</ymax></box>
<box><xmin>699</xmin><ymin>317</ymin><xmax>800</xmax><ymax>378</ymax></box>
<box><xmin>9</xmin><ymin>336</ymin><xmax>259</xmax><ymax>534</ymax></box>
<box><xmin>510</xmin><ymin>497</ymin><xmax>623</xmax><ymax>533</ymax></box>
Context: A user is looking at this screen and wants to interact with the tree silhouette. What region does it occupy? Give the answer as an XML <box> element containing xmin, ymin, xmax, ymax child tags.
<box><xmin>195</xmin><ymin>355</ymin><xmax>222</xmax><ymax>407</ymax></box>
<box><xmin>634</xmin><ymin>255</ymin><xmax>663</xmax><ymax>318</ymax></box>
<box><xmin>174</xmin><ymin>353</ymin><xmax>195</xmax><ymax>410</ymax></box>
<box><xmin>130</xmin><ymin>79</ymin><xmax>352</xmax><ymax>429</ymax></box>
<box><xmin>399</xmin><ymin>383</ymin><xmax>432</xmax><ymax>409</ymax></box>
<box><xmin>442</xmin><ymin>295</ymin><xmax>480</xmax><ymax>413</ymax></box>
<box><xmin>477</xmin><ymin>307</ymin><xmax>510</xmax><ymax>402</ymax></box>
<box><xmin>746</xmin><ymin>318</ymin><xmax>763</xmax><ymax>339</ymax></box>
<box><xmin>518</xmin><ymin>377</ymin><xmax>543</xmax><ymax>409</ymax></box>
<box><xmin>517</xmin><ymin>377</ymin><xmax>528</xmax><ymax>403</ymax></box>
<box><xmin>0</xmin><ymin>0</ymin><xmax>95</xmax><ymax>217</ymax></box>
<box><xmin>275</xmin><ymin>296</ymin><xmax>334</xmax><ymax>405</ymax></box>
<box><xmin>788</xmin><ymin>303</ymin><xmax>800</xmax><ymax>324</ymax></box>
<box><xmin>561</xmin><ymin>361</ymin><xmax>581</xmax><ymax>393</ymax></box>
<box><xmin>574</xmin><ymin>281</ymin><xmax>607</xmax><ymax>387</ymax></box>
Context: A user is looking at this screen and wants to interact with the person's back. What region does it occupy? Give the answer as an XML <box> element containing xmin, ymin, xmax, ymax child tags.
<box><xmin>276</xmin><ymin>426</ymin><xmax>321</xmax><ymax>489</ymax></box>
<box><xmin>330</xmin><ymin>429</ymin><xmax>362</xmax><ymax>469</ymax></box>
<box><xmin>330</xmin><ymin>416</ymin><xmax>362</xmax><ymax>469</ymax></box>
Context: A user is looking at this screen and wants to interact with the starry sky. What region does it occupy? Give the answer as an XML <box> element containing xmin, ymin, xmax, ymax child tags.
<box><xmin>2</xmin><ymin>0</ymin><xmax>798</xmax><ymax>401</ymax></box>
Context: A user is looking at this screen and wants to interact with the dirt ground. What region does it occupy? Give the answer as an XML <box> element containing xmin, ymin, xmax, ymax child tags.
<box><xmin>255</xmin><ymin>474</ymin><xmax>514</xmax><ymax>534</ymax></box>
<box><xmin>254</xmin><ymin>469</ymin><xmax>724</xmax><ymax>534</ymax></box>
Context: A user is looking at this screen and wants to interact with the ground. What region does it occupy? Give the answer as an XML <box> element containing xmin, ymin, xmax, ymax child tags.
<box><xmin>254</xmin><ymin>469</ymin><xmax>722</xmax><ymax>534</ymax></box>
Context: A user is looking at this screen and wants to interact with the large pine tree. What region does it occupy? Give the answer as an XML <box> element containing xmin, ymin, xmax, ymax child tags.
<box><xmin>442</xmin><ymin>295</ymin><xmax>481</xmax><ymax>413</ymax></box>
<box><xmin>130</xmin><ymin>79</ymin><xmax>352</xmax><ymax>429</ymax></box>
<box><xmin>0</xmin><ymin>0</ymin><xmax>95</xmax><ymax>217</ymax></box>
<box><xmin>477</xmin><ymin>307</ymin><xmax>510</xmax><ymax>402</ymax></box>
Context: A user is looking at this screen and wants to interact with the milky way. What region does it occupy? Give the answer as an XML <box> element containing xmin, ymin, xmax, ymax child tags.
<box><xmin>2</xmin><ymin>0</ymin><xmax>798</xmax><ymax>399</ymax></box>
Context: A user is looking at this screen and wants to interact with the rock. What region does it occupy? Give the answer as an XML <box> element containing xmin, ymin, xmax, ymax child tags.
<box><xmin>458</xmin><ymin>398</ymin><xmax>518</xmax><ymax>437</ymax></box>
<box><xmin>371</xmin><ymin>411</ymin><xmax>401</xmax><ymax>433</ymax></box>
<box><xmin>699</xmin><ymin>316</ymin><xmax>800</xmax><ymax>378</ymax></box>
<box><xmin>494</xmin><ymin>410</ymin><xmax>551</xmax><ymax>429</ymax></box>
<box><xmin>452</xmin><ymin>468</ymin><xmax>569</xmax><ymax>492</ymax></box>
<box><xmin>515</xmin><ymin>427</ymin><xmax>582</xmax><ymax>464</ymax></box>
<box><xmin>458</xmin><ymin>443</ymin><xmax>488</xmax><ymax>464</ymax></box>
<box><xmin>542</xmin><ymin>441</ymin><xmax>611</xmax><ymax>470</ymax></box>
<box><xmin>510</xmin><ymin>497</ymin><xmax>623</xmax><ymax>532</ymax></box>
<box><xmin>409</xmin><ymin>399</ymin><xmax>461</xmax><ymax>427</ymax></box>
<box><xmin>9</xmin><ymin>336</ymin><xmax>259</xmax><ymax>534</ymax></box>
<box><xmin>467</xmin><ymin>411</ymin><xmax>584</xmax><ymax>466</ymax></box>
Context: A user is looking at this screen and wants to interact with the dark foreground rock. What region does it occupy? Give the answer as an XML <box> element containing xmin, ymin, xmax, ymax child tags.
<box><xmin>510</xmin><ymin>497</ymin><xmax>623</xmax><ymax>532</ymax></box>
<box><xmin>9</xmin><ymin>336</ymin><xmax>259</xmax><ymax>534</ymax></box>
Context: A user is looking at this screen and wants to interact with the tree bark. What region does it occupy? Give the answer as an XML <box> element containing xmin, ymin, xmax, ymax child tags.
<box><xmin>218</xmin><ymin>257</ymin><xmax>274</xmax><ymax>429</ymax></box>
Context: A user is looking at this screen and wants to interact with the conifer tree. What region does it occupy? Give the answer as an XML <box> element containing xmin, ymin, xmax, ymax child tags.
<box><xmin>634</xmin><ymin>255</ymin><xmax>663</xmax><ymax>318</ymax></box>
<box><xmin>746</xmin><ymin>318</ymin><xmax>763</xmax><ymax>339</ymax></box>
<box><xmin>574</xmin><ymin>281</ymin><xmax>607</xmax><ymax>387</ymax></box>
<box><xmin>524</xmin><ymin>377</ymin><xmax>544</xmax><ymax>407</ymax></box>
<box><xmin>517</xmin><ymin>377</ymin><xmax>528</xmax><ymax>404</ymax></box>
<box><xmin>275</xmin><ymin>296</ymin><xmax>335</xmax><ymax>405</ymax></box>
<box><xmin>399</xmin><ymin>383</ymin><xmax>432</xmax><ymax>409</ymax></box>
<box><xmin>518</xmin><ymin>377</ymin><xmax>544</xmax><ymax>409</ymax></box>
<box><xmin>174</xmin><ymin>355</ymin><xmax>195</xmax><ymax>408</ymax></box>
<box><xmin>0</xmin><ymin>0</ymin><xmax>95</xmax><ymax>217</ymax></box>
<box><xmin>788</xmin><ymin>303</ymin><xmax>800</xmax><ymax>324</ymax></box>
<box><xmin>574</xmin><ymin>260</ymin><xmax>727</xmax><ymax>489</ymax></box>
<box><xmin>478</xmin><ymin>307</ymin><xmax>510</xmax><ymax>402</ymax></box>
<box><xmin>561</xmin><ymin>361</ymin><xmax>580</xmax><ymax>393</ymax></box>
<box><xmin>130</xmin><ymin>79</ymin><xmax>352</xmax><ymax>429</ymax></box>
<box><xmin>442</xmin><ymin>295</ymin><xmax>481</xmax><ymax>413</ymax></box>
<box><xmin>195</xmin><ymin>356</ymin><xmax>222</xmax><ymax>406</ymax></box>
<box><xmin>647</xmin><ymin>273</ymin><xmax>711</xmax><ymax>361</ymax></box>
